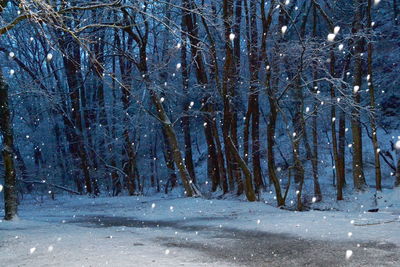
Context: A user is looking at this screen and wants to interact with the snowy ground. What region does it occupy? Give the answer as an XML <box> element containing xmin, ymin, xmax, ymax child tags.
<box><xmin>1</xmin><ymin>189</ymin><xmax>400</xmax><ymax>267</ymax></box>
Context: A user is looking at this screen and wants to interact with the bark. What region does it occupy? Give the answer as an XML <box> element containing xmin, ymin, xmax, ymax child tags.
<box><xmin>200</xmin><ymin>2</ymin><xmax>228</xmax><ymax>193</ymax></box>
<box><xmin>337</xmin><ymin>109</ymin><xmax>346</xmax><ymax>195</ymax></box>
<box><xmin>223</xmin><ymin>0</ymin><xmax>244</xmax><ymax>196</ymax></box>
<box><xmin>261</xmin><ymin>0</ymin><xmax>286</xmax><ymax>206</ymax></box>
<box><xmin>329</xmin><ymin>47</ymin><xmax>341</xmax><ymax>192</ymax></box>
<box><xmin>0</xmin><ymin>70</ymin><xmax>18</xmax><ymax>220</ymax></box>
<box><xmin>351</xmin><ymin>0</ymin><xmax>367</xmax><ymax>191</ymax></box>
<box><xmin>311</xmin><ymin>3</ymin><xmax>322</xmax><ymax>201</ymax></box>
<box><xmin>116</xmin><ymin>30</ymin><xmax>139</xmax><ymax>195</ymax></box>
<box><xmin>57</xmin><ymin>30</ymin><xmax>94</xmax><ymax>195</ymax></box>
<box><xmin>367</xmin><ymin>0</ymin><xmax>382</xmax><ymax>191</ymax></box>
<box><xmin>162</xmin><ymin>128</ymin><xmax>178</xmax><ymax>193</ymax></box>
<box><xmin>124</xmin><ymin>10</ymin><xmax>200</xmax><ymax>196</ymax></box>
<box><xmin>91</xmin><ymin>8</ymin><xmax>109</xmax><ymax>192</ymax></box>
<box><xmin>337</xmin><ymin>54</ymin><xmax>353</xmax><ymax>199</ymax></box>
<box><xmin>110</xmin><ymin>27</ymin><xmax>121</xmax><ymax>196</ymax></box>
<box><xmin>182</xmin><ymin>0</ymin><xmax>221</xmax><ymax>190</ymax></box>
<box><xmin>291</xmin><ymin>71</ymin><xmax>305</xmax><ymax>188</ymax></box>
<box><xmin>157</xmin><ymin>1</ymin><xmax>179</xmax><ymax>191</ymax></box>
<box><xmin>226</xmin><ymin>137</ymin><xmax>256</xmax><ymax>202</ymax></box>
<box><xmin>244</xmin><ymin>0</ymin><xmax>263</xmax><ymax>193</ymax></box>
<box><xmin>180</xmin><ymin>20</ymin><xmax>196</xmax><ymax>183</ymax></box>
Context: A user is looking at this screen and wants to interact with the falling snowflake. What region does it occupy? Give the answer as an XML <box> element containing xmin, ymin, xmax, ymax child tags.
<box><xmin>281</xmin><ymin>26</ymin><xmax>288</xmax><ymax>34</ymax></box>
<box><xmin>345</xmin><ymin>250</ymin><xmax>353</xmax><ymax>260</ymax></box>
<box><xmin>395</xmin><ymin>140</ymin><xmax>400</xmax><ymax>150</ymax></box>
<box><xmin>327</xmin><ymin>33</ymin><xmax>336</xmax><ymax>42</ymax></box>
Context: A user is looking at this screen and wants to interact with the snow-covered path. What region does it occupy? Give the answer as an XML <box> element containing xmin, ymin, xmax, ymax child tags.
<box><xmin>1</xmin><ymin>195</ymin><xmax>400</xmax><ymax>266</ymax></box>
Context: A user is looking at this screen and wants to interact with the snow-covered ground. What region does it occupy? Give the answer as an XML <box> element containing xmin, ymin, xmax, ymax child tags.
<box><xmin>1</xmin><ymin>189</ymin><xmax>399</xmax><ymax>266</ymax></box>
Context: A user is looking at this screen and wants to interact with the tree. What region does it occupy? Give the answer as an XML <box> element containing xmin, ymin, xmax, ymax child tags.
<box><xmin>351</xmin><ymin>0</ymin><xmax>367</xmax><ymax>191</ymax></box>
<box><xmin>367</xmin><ymin>0</ymin><xmax>382</xmax><ymax>191</ymax></box>
<box><xmin>0</xmin><ymin>71</ymin><xmax>17</xmax><ymax>220</ymax></box>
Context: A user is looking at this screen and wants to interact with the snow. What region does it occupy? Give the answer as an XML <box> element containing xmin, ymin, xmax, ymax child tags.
<box><xmin>1</xmin><ymin>189</ymin><xmax>399</xmax><ymax>266</ymax></box>
<box><xmin>281</xmin><ymin>26</ymin><xmax>287</xmax><ymax>35</ymax></box>
<box><xmin>395</xmin><ymin>140</ymin><xmax>400</xmax><ymax>150</ymax></box>
<box><xmin>327</xmin><ymin>33</ymin><xmax>336</xmax><ymax>42</ymax></box>
<box><xmin>345</xmin><ymin>249</ymin><xmax>353</xmax><ymax>260</ymax></box>
<box><xmin>0</xmin><ymin>197</ymin><xmax>232</xmax><ymax>266</ymax></box>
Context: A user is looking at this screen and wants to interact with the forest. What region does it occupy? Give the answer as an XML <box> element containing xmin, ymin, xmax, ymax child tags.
<box><xmin>1</xmin><ymin>0</ymin><xmax>400</xmax><ymax>214</ymax></box>
<box><xmin>0</xmin><ymin>0</ymin><xmax>400</xmax><ymax>265</ymax></box>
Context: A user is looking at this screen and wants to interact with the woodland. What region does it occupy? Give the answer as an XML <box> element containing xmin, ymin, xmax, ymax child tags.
<box><xmin>1</xmin><ymin>0</ymin><xmax>400</xmax><ymax>222</ymax></box>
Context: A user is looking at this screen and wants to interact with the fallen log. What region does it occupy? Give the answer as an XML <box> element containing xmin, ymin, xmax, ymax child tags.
<box><xmin>18</xmin><ymin>179</ymin><xmax>81</xmax><ymax>195</ymax></box>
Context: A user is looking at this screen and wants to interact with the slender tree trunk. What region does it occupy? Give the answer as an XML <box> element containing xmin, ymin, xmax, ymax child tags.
<box><xmin>229</xmin><ymin>0</ymin><xmax>242</xmax><ymax>194</ymax></box>
<box><xmin>338</xmin><ymin>109</ymin><xmax>346</xmax><ymax>194</ymax></box>
<box><xmin>182</xmin><ymin>0</ymin><xmax>220</xmax><ymax>190</ymax></box>
<box><xmin>116</xmin><ymin>32</ymin><xmax>139</xmax><ymax>195</ymax></box>
<box><xmin>351</xmin><ymin>0</ymin><xmax>367</xmax><ymax>191</ymax></box>
<box><xmin>261</xmin><ymin>0</ymin><xmax>286</xmax><ymax>206</ymax></box>
<box><xmin>329</xmin><ymin>48</ymin><xmax>343</xmax><ymax>198</ymax></box>
<box><xmin>337</xmin><ymin>55</ymin><xmax>353</xmax><ymax>199</ymax></box>
<box><xmin>180</xmin><ymin>20</ymin><xmax>196</xmax><ymax>183</ymax></box>
<box><xmin>226</xmin><ymin>137</ymin><xmax>256</xmax><ymax>202</ymax></box>
<box><xmin>244</xmin><ymin>0</ymin><xmax>263</xmax><ymax>193</ymax></box>
<box><xmin>147</xmin><ymin>84</ymin><xmax>197</xmax><ymax>197</ymax></box>
<box><xmin>110</xmin><ymin>29</ymin><xmax>121</xmax><ymax>196</ymax></box>
<box><xmin>367</xmin><ymin>0</ymin><xmax>382</xmax><ymax>191</ymax></box>
<box><xmin>311</xmin><ymin>3</ymin><xmax>322</xmax><ymax>201</ymax></box>
<box><xmin>162</xmin><ymin>127</ymin><xmax>178</xmax><ymax>192</ymax></box>
<box><xmin>200</xmin><ymin>6</ymin><xmax>229</xmax><ymax>193</ymax></box>
<box><xmin>223</xmin><ymin>0</ymin><xmax>252</xmax><ymax>198</ymax></box>
<box><xmin>59</xmin><ymin>36</ymin><xmax>93</xmax><ymax>195</ymax></box>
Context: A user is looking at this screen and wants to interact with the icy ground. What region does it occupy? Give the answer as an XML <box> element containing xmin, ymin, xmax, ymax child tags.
<box><xmin>1</xmin><ymin>190</ymin><xmax>400</xmax><ymax>267</ymax></box>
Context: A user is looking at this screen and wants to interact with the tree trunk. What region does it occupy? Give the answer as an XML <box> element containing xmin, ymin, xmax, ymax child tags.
<box><xmin>57</xmin><ymin>30</ymin><xmax>94</xmax><ymax>195</ymax></box>
<box><xmin>244</xmin><ymin>0</ymin><xmax>263</xmax><ymax>193</ymax></box>
<box><xmin>396</xmin><ymin>158</ymin><xmax>400</xmax><ymax>187</ymax></box>
<box><xmin>182</xmin><ymin>0</ymin><xmax>220</xmax><ymax>190</ymax></box>
<box><xmin>261</xmin><ymin>0</ymin><xmax>286</xmax><ymax>206</ymax></box>
<box><xmin>116</xmin><ymin>31</ymin><xmax>139</xmax><ymax>195</ymax></box>
<box><xmin>0</xmin><ymin>70</ymin><xmax>18</xmax><ymax>220</ymax></box>
<box><xmin>180</xmin><ymin>20</ymin><xmax>196</xmax><ymax>183</ymax></box>
<box><xmin>351</xmin><ymin>0</ymin><xmax>367</xmax><ymax>191</ymax></box>
<box><xmin>311</xmin><ymin>3</ymin><xmax>322</xmax><ymax>201</ymax></box>
<box><xmin>367</xmin><ymin>0</ymin><xmax>382</xmax><ymax>191</ymax></box>
<box><xmin>223</xmin><ymin>0</ymin><xmax>244</xmax><ymax>196</ymax></box>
